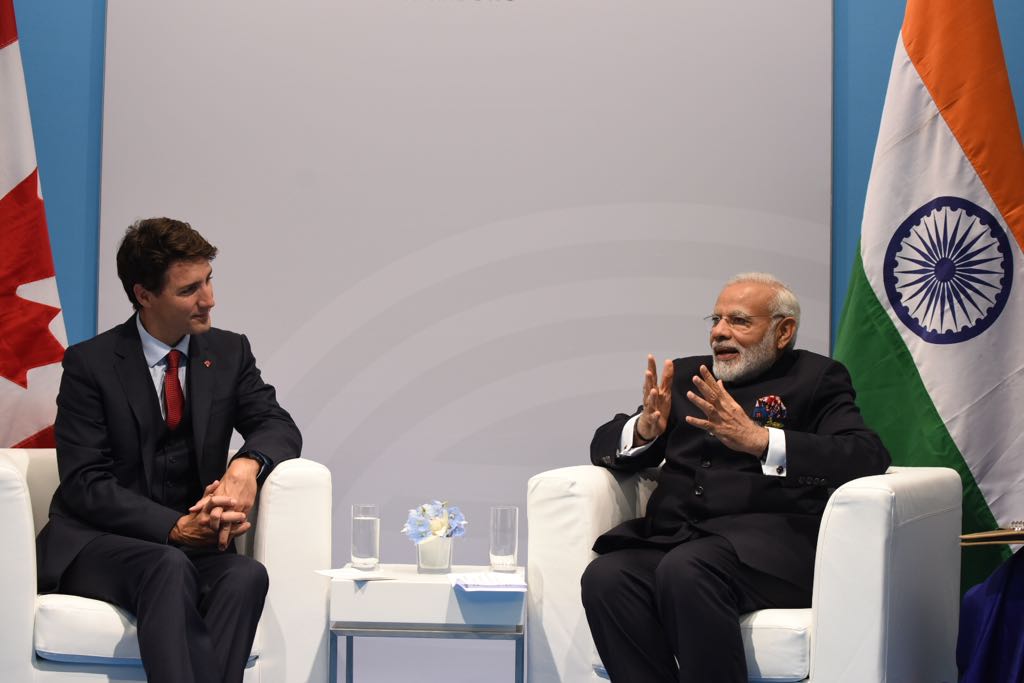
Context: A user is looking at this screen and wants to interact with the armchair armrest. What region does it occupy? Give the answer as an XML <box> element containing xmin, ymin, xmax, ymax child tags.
<box><xmin>810</xmin><ymin>466</ymin><xmax>961</xmax><ymax>683</ymax></box>
<box><xmin>0</xmin><ymin>456</ymin><xmax>37</xmax><ymax>681</ymax></box>
<box><xmin>252</xmin><ymin>458</ymin><xmax>333</xmax><ymax>683</ymax></box>
<box><xmin>527</xmin><ymin>465</ymin><xmax>656</xmax><ymax>683</ymax></box>
<box><xmin>0</xmin><ymin>458</ymin><xmax>35</xmax><ymax>679</ymax></box>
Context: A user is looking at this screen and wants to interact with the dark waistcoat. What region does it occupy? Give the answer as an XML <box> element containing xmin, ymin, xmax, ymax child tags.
<box><xmin>150</xmin><ymin>383</ymin><xmax>202</xmax><ymax>513</ymax></box>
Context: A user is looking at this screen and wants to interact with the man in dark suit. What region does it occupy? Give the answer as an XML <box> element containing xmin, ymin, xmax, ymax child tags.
<box><xmin>36</xmin><ymin>218</ymin><xmax>302</xmax><ymax>683</ymax></box>
<box><xmin>581</xmin><ymin>273</ymin><xmax>890</xmax><ymax>683</ymax></box>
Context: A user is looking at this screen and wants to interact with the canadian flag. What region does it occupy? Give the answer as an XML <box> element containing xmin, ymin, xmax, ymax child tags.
<box><xmin>1</xmin><ymin>0</ymin><xmax>67</xmax><ymax>448</ymax></box>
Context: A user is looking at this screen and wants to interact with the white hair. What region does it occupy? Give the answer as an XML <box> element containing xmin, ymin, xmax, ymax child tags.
<box><xmin>725</xmin><ymin>272</ymin><xmax>800</xmax><ymax>348</ymax></box>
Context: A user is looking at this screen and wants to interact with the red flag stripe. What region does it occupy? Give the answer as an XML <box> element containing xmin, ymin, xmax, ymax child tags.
<box><xmin>0</xmin><ymin>0</ymin><xmax>17</xmax><ymax>51</ymax></box>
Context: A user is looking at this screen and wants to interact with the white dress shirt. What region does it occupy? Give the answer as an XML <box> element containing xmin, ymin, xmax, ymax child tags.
<box><xmin>617</xmin><ymin>414</ymin><xmax>788</xmax><ymax>477</ymax></box>
<box><xmin>136</xmin><ymin>315</ymin><xmax>190</xmax><ymax>419</ymax></box>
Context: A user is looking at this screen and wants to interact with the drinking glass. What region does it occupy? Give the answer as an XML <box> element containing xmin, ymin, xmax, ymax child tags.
<box><xmin>489</xmin><ymin>505</ymin><xmax>518</xmax><ymax>572</ymax></box>
<box><xmin>351</xmin><ymin>504</ymin><xmax>380</xmax><ymax>570</ymax></box>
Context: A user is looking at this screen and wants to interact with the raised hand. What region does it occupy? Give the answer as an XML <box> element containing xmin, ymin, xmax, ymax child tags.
<box><xmin>635</xmin><ymin>355</ymin><xmax>674</xmax><ymax>443</ymax></box>
<box><xmin>684</xmin><ymin>365</ymin><xmax>768</xmax><ymax>457</ymax></box>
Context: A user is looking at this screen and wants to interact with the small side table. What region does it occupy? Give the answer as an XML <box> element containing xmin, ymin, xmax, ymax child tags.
<box><xmin>328</xmin><ymin>564</ymin><xmax>525</xmax><ymax>683</ymax></box>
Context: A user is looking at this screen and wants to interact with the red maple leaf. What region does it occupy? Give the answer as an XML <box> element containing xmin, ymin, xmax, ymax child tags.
<box><xmin>0</xmin><ymin>170</ymin><xmax>65</xmax><ymax>388</ymax></box>
<box><xmin>14</xmin><ymin>423</ymin><xmax>55</xmax><ymax>448</ymax></box>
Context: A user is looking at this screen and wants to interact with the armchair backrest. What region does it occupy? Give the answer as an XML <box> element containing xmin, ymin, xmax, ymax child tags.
<box><xmin>0</xmin><ymin>448</ymin><xmax>59</xmax><ymax>537</ymax></box>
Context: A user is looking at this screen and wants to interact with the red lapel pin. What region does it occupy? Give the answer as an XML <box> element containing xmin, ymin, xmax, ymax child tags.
<box><xmin>203</xmin><ymin>360</ymin><xmax>212</xmax><ymax>368</ymax></box>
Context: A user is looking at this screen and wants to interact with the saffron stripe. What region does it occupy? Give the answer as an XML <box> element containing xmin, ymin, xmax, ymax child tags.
<box><xmin>903</xmin><ymin>0</ymin><xmax>1024</xmax><ymax>248</ymax></box>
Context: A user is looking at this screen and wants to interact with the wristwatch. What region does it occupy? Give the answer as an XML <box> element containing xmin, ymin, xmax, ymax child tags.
<box><xmin>233</xmin><ymin>450</ymin><xmax>271</xmax><ymax>484</ymax></box>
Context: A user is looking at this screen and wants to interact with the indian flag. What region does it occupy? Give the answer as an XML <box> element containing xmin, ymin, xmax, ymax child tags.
<box><xmin>836</xmin><ymin>0</ymin><xmax>1024</xmax><ymax>590</ymax></box>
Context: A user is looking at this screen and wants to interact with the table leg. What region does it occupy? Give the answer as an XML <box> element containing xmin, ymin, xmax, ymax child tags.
<box><xmin>346</xmin><ymin>635</ymin><xmax>354</xmax><ymax>683</ymax></box>
<box><xmin>515</xmin><ymin>634</ymin><xmax>524</xmax><ymax>683</ymax></box>
<box><xmin>329</xmin><ymin>631</ymin><xmax>338</xmax><ymax>683</ymax></box>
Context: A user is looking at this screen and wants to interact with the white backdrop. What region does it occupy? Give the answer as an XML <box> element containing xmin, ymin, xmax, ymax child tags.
<box><xmin>99</xmin><ymin>2</ymin><xmax>831</xmax><ymax>678</ymax></box>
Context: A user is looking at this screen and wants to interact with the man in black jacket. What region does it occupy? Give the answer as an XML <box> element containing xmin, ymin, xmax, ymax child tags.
<box><xmin>582</xmin><ymin>272</ymin><xmax>890</xmax><ymax>683</ymax></box>
<box><xmin>36</xmin><ymin>218</ymin><xmax>302</xmax><ymax>683</ymax></box>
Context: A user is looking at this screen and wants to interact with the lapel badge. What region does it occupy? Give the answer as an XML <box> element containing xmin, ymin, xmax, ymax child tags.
<box><xmin>203</xmin><ymin>360</ymin><xmax>212</xmax><ymax>368</ymax></box>
<box><xmin>751</xmin><ymin>395</ymin><xmax>787</xmax><ymax>428</ymax></box>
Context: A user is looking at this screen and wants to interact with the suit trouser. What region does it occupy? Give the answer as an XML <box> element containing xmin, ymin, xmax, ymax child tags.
<box><xmin>581</xmin><ymin>535</ymin><xmax>810</xmax><ymax>683</ymax></box>
<box><xmin>60</xmin><ymin>534</ymin><xmax>268</xmax><ymax>683</ymax></box>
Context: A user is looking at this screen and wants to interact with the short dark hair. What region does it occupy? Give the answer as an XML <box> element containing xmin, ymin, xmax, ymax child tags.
<box><xmin>116</xmin><ymin>218</ymin><xmax>218</xmax><ymax>310</ymax></box>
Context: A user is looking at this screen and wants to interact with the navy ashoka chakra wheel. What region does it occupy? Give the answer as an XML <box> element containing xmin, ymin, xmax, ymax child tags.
<box><xmin>883</xmin><ymin>196</ymin><xmax>1013</xmax><ymax>344</ymax></box>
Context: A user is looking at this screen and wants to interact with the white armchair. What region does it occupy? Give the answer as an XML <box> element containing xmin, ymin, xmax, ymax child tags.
<box><xmin>0</xmin><ymin>448</ymin><xmax>332</xmax><ymax>682</ymax></box>
<box><xmin>526</xmin><ymin>465</ymin><xmax>962</xmax><ymax>683</ymax></box>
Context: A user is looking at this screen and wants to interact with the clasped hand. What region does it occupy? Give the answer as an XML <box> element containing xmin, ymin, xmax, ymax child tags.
<box><xmin>172</xmin><ymin>457</ymin><xmax>260</xmax><ymax>550</ymax></box>
<box><xmin>170</xmin><ymin>480</ymin><xmax>249</xmax><ymax>550</ymax></box>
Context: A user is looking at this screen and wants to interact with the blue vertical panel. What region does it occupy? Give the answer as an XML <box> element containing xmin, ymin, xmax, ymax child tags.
<box><xmin>14</xmin><ymin>0</ymin><xmax>106</xmax><ymax>345</ymax></box>
<box><xmin>830</xmin><ymin>0</ymin><xmax>905</xmax><ymax>346</ymax></box>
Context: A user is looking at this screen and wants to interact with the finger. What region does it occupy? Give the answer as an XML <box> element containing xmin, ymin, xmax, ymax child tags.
<box><xmin>691</xmin><ymin>373</ymin><xmax>714</xmax><ymax>399</ymax></box>
<box><xmin>643</xmin><ymin>370</ymin><xmax>656</xmax><ymax>401</ymax></box>
<box><xmin>220</xmin><ymin>510</ymin><xmax>248</xmax><ymax>524</ymax></box>
<box><xmin>638</xmin><ymin>410</ymin><xmax>661</xmax><ymax>438</ymax></box>
<box><xmin>205</xmin><ymin>495</ymin><xmax>239</xmax><ymax>510</ymax></box>
<box><xmin>716</xmin><ymin>379</ymin><xmax>732</xmax><ymax>401</ymax></box>
<box><xmin>230</xmin><ymin>521</ymin><xmax>252</xmax><ymax>538</ymax></box>
<box><xmin>715</xmin><ymin>380</ymin><xmax>740</xmax><ymax>410</ymax></box>
<box><xmin>660</xmin><ymin>359</ymin><xmax>674</xmax><ymax>393</ymax></box>
<box><xmin>189</xmin><ymin>481</ymin><xmax>222</xmax><ymax>512</ymax></box>
<box><xmin>686</xmin><ymin>390</ymin><xmax>714</xmax><ymax>416</ymax></box>
<box><xmin>699</xmin><ymin>366</ymin><xmax>723</xmax><ymax>395</ymax></box>
<box><xmin>209</xmin><ymin>506</ymin><xmax>223</xmax><ymax>531</ymax></box>
<box><xmin>685</xmin><ymin>415</ymin><xmax>712</xmax><ymax>431</ymax></box>
<box><xmin>218</xmin><ymin>524</ymin><xmax>231</xmax><ymax>551</ymax></box>
<box><xmin>644</xmin><ymin>355</ymin><xmax>657</xmax><ymax>391</ymax></box>
<box><xmin>643</xmin><ymin>386</ymin><xmax>660</xmax><ymax>414</ymax></box>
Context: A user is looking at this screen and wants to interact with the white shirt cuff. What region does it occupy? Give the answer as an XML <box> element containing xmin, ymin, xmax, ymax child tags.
<box><xmin>618</xmin><ymin>414</ymin><xmax>655</xmax><ymax>458</ymax></box>
<box><xmin>761</xmin><ymin>427</ymin><xmax>787</xmax><ymax>476</ymax></box>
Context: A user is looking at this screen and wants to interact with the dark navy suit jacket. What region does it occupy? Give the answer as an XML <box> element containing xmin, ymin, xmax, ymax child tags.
<box><xmin>36</xmin><ymin>317</ymin><xmax>301</xmax><ymax>592</ymax></box>
<box><xmin>591</xmin><ymin>350</ymin><xmax>890</xmax><ymax>589</ymax></box>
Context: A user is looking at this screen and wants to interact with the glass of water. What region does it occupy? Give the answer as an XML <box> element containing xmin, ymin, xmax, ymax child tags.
<box><xmin>351</xmin><ymin>504</ymin><xmax>380</xmax><ymax>570</ymax></box>
<box><xmin>489</xmin><ymin>506</ymin><xmax>518</xmax><ymax>572</ymax></box>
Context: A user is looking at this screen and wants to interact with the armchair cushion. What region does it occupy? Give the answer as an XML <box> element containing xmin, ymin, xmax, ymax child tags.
<box><xmin>739</xmin><ymin>609</ymin><xmax>811</xmax><ymax>682</ymax></box>
<box><xmin>593</xmin><ymin>609</ymin><xmax>810</xmax><ymax>682</ymax></box>
<box><xmin>33</xmin><ymin>594</ymin><xmax>261</xmax><ymax>667</ymax></box>
<box><xmin>34</xmin><ymin>594</ymin><xmax>141</xmax><ymax>666</ymax></box>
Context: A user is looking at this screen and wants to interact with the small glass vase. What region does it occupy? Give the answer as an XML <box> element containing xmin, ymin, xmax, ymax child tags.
<box><xmin>416</xmin><ymin>536</ymin><xmax>453</xmax><ymax>574</ymax></box>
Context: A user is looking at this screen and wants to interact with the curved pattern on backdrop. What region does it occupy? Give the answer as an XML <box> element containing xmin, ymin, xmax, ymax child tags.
<box><xmin>97</xmin><ymin>1</ymin><xmax>832</xmax><ymax>582</ymax></box>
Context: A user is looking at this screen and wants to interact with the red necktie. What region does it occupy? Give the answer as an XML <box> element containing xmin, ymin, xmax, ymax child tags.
<box><xmin>165</xmin><ymin>350</ymin><xmax>184</xmax><ymax>430</ymax></box>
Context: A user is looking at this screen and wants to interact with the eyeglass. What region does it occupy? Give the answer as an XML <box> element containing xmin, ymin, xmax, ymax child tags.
<box><xmin>703</xmin><ymin>314</ymin><xmax>784</xmax><ymax>331</ymax></box>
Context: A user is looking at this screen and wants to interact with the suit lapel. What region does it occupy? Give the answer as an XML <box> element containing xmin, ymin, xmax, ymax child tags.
<box><xmin>189</xmin><ymin>333</ymin><xmax>215</xmax><ymax>472</ymax></box>
<box><xmin>112</xmin><ymin>317</ymin><xmax>160</xmax><ymax>493</ymax></box>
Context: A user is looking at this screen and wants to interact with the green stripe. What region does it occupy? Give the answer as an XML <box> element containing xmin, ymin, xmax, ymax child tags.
<box><xmin>836</xmin><ymin>251</ymin><xmax>1008</xmax><ymax>592</ymax></box>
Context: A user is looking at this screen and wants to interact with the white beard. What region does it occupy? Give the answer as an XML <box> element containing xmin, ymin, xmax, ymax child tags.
<box><xmin>712</xmin><ymin>329</ymin><xmax>780</xmax><ymax>383</ymax></box>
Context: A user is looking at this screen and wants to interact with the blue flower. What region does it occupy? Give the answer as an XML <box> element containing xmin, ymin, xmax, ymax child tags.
<box><xmin>401</xmin><ymin>500</ymin><xmax>468</xmax><ymax>543</ymax></box>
